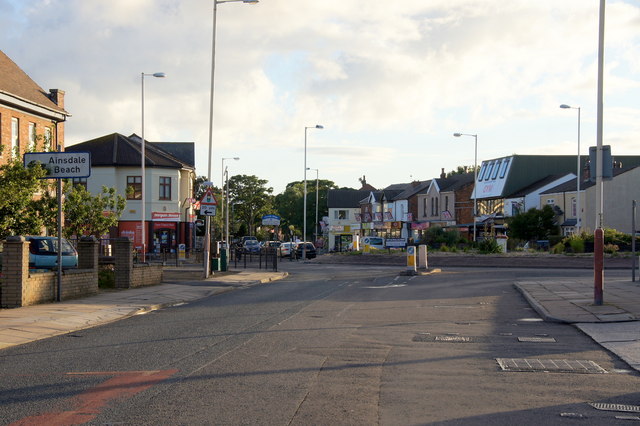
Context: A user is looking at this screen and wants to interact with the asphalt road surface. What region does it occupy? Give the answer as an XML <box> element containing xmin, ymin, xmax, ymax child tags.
<box><xmin>1</xmin><ymin>265</ymin><xmax>638</xmax><ymax>425</ymax></box>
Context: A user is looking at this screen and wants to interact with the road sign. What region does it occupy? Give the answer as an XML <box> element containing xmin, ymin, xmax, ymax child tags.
<box><xmin>200</xmin><ymin>189</ymin><xmax>217</xmax><ymax>206</ymax></box>
<box><xmin>201</xmin><ymin>205</ymin><xmax>217</xmax><ymax>216</ymax></box>
<box><xmin>24</xmin><ymin>152</ymin><xmax>91</xmax><ymax>179</ymax></box>
<box><xmin>261</xmin><ymin>214</ymin><xmax>281</xmax><ymax>226</ymax></box>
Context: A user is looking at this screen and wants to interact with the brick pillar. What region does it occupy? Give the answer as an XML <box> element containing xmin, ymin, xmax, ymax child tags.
<box><xmin>113</xmin><ymin>237</ymin><xmax>133</xmax><ymax>289</ymax></box>
<box><xmin>2</xmin><ymin>236</ymin><xmax>30</xmax><ymax>308</ymax></box>
<box><xmin>78</xmin><ymin>236</ymin><xmax>99</xmax><ymax>270</ymax></box>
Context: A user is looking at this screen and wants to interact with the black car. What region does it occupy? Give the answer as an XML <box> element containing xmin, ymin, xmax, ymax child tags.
<box><xmin>295</xmin><ymin>242</ymin><xmax>316</xmax><ymax>259</ymax></box>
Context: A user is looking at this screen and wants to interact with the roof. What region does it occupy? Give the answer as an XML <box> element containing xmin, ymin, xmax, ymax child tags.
<box><xmin>506</xmin><ymin>174</ymin><xmax>572</xmax><ymax>198</ymax></box>
<box><xmin>541</xmin><ymin>165</ymin><xmax>640</xmax><ymax>195</ymax></box>
<box><xmin>65</xmin><ymin>133</ymin><xmax>195</xmax><ymax>169</ymax></box>
<box><xmin>0</xmin><ymin>50</ymin><xmax>68</xmax><ymax>117</ymax></box>
<box><xmin>434</xmin><ymin>173</ymin><xmax>475</xmax><ymax>192</ymax></box>
<box><xmin>392</xmin><ymin>180</ymin><xmax>431</xmax><ymax>200</ymax></box>
<box><xmin>327</xmin><ymin>189</ymin><xmax>372</xmax><ymax>208</ymax></box>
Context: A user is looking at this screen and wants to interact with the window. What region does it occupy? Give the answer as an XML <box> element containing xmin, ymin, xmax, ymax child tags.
<box><xmin>422</xmin><ymin>198</ymin><xmax>427</xmax><ymax>217</ymax></box>
<box><xmin>127</xmin><ymin>176</ymin><xmax>142</xmax><ymax>200</ymax></box>
<box><xmin>334</xmin><ymin>210</ymin><xmax>349</xmax><ymax>220</ymax></box>
<box><xmin>571</xmin><ymin>197</ymin><xmax>577</xmax><ymax>217</ymax></box>
<box><xmin>11</xmin><ymin>117</ymin><xmax>19</xmax><ymax>155</ymax></box>
<box><xmin>72</xmin><ymin>177</ymin><xmax>87</xmax><ymax>190</ymax></box>
<box><xmin>445</xmin><ymin>196</ymin><xmax>449</xmax><ymax>212</ymax></box>
<box><xmin>28</xmin><ymin>122</ymin><xmax>36</xmax><ymax>151</ymax></box>
<box><xmin>491</xmin><ymin>160</ymin><xmax>501</xmax><ymax>179</ymax></box>
<box><xmin>435</xmin><ymin>197</ymin><xmax>439</xmax><ymax>215</ymax></box>
<box><xmin>546</xmin><ymin>199</ymin><xmax>554</xmax><ymax>205</ymax></box>
<box><xmin>159</xmin><ymin>176</ymin><xmax>171</xmax><ymax>200</ymax></box>
<box><xmin>484</xmin><ymin>162</ymin><xmax>495</xmax><ymax>181</ymax></box>
<box><xmin>44</xmin><ymin>127</ymin><xmax>52</xmax><ymax>151</ymax></box>
<box><xmin>499</xmin><ymin>158</ymin><xmax>510</xmax><ymax>178</ymax></box>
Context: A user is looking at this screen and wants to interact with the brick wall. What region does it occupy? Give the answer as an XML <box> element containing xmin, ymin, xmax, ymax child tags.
<box><xmin>113</xmin><ymin>238</ymin><xmax>163</xmax><ymax>289</ymax></box>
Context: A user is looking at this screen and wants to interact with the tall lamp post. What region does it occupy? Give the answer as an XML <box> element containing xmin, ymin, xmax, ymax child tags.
<box><xmin>453</xmin><ymin>132</ymin><xmax>478</xmax><ymax>242</ymax></box>
<box><xmin>221</xmin><ymin>156</ymin><xmax>239</xmax><ymax>245</ymax></box>
<box><xmin>303</xmin><ymin>125</ymin><xmax>323</xmax><ymax>260</ymax></box>
<box><xmin>204</xmin><ymin>0</ymin><xmax>258</xmax><ymax>277</ymax></box>
<box><xmin>560</xmin><ymin>104</ymin><xmax>582</xmax><ymax>234</ymax></box>
<box><xmin>307</xmin><ymin>167</ymin><xmax>319</xmax><ymax>244</ymax></box>
<box><xmin>141</xmin><ymin>71</ymin><xmax>166</xmax><ymax>262</ymax></box>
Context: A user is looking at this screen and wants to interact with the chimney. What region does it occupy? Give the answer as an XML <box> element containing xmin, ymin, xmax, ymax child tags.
<box><xmin>49</xmin><ymin>89</ymin><xmax>65</xmax><ymax>109</ymax></box>
<box><xmin>440</xmin><ymin>168</ymin><xmax>446</xmax><ymax>179</ymax></box>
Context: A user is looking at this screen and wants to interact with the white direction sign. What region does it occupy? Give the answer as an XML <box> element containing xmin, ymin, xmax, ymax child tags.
<box><xmin>24</xmin><ymin>152</ymin><xmax>91</xmax><ymax>179</ymax></box>
<box><xmin>201</xmin><ymin>205</ymin><xmax>217</xmax><ymax>216</ymax></box>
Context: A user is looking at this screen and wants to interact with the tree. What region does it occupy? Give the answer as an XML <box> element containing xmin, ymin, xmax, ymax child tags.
<box><xmin>227</xmin><ymin>174</ymin><xmax>274</xmax><ymax>236</ymax></box>
<box><xmin>446</xmin><ymin>165</ymin><xmax>479</xmax><ymax>178</ymax></box>
<box><xmin>507</xmin><ymin>205</ymin><xmax>559</xmax><ymax>241</ymax></box>
<box><xmin>63</xmin><ymin>185</ymin><xmax>127</xmax><ymax>238</ymax></box>
<box><xmin>274</xmin><ymin>179</ymin><xmax>337</xmax><ymax>235</ymax></box>
<box><xmin>0</xmin><ymin>154</ymin><xmax>52</xmax><ymax>238</ymax></box>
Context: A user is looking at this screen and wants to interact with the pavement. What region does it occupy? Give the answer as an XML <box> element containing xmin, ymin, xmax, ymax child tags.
<box><xmin>1</xmin><ymin>261</ymin><xmax>639</xmax><ymax>374</ymax></box>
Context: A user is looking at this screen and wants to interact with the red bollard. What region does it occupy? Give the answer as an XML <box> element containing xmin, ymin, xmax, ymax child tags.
<box><xmin>594</xmin><ymin>228</ymin><xmax>604</xmax><ymax>305</ymax></box>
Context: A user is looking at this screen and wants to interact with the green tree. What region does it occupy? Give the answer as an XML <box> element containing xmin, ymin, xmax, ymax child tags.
<box><xmin>227</xmin><ymin>174</ymin><xmax>274</xmax><ymax>236</ymax></box>
<box><xmin>507</xmin><ymin>205</ymin><xmax>559</xmax><ymax>241</ymax></box>
<box><xmin>63</xmin><ymin>185</ymin><xmax>126</xmax><ymax>238</ymax></box>
<box><xmin>0</xmin><ymin>155</ymin><xmax>52</xmax><ymax>238</ymax></box>
<box><xmin>274</xmin><ymin>179</ymin><xmax>338</xmax><ymax>234</ymax></box>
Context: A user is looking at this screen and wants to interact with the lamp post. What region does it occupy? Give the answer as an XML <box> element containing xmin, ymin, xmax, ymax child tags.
<box><xmin>303</xmin><ymin>125</ymin><xmax>323</xmax><ymax>260</ymax></box>
<box><xmin>560</xmin><ymin>104</ymin><xmax>582</xmax><ymax>234</ymax></box>
<box><xmin>453</xmin><ymin>132</ymin><xmax>478</xmax><ymax>242</ymax></box>
<box><xmin>141</xmin><ymin>71</ymin><xmax>166</xmax><ymax>263</ymax></box>
<box><xmin>307</xmin><ymin>167</ymin><xmax>319</xmax><ymax>244</ymax></box>
<box><xmin>221</xmin><ymin>156</ymin><xmax>239</xmax><ymax>245</ymax></box>
<box><xmin>204</xmin><ymin>0</ymin><xmax>258</xmax><ymax>277</ymax></box>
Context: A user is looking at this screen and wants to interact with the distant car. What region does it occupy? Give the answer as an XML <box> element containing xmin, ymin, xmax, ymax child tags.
<box><xmin>241</xmin><ymin>236</ymin><xmax>258</xmax><ymax>244</ymax></box>
<box><xmin>296</xmin><ymin>242</ymin><xmax>317</xmax><ymax>259</ymax></box>
<box><xmin>278</xmin><ymin>242</ymin><xmax>296</xmax><ymax>258</ymax></box>
<box><xmin>242</xmin><ymin>239</ymin><xmax>261</xmax><ymax>254</ymax></box>
<box><xmin>25</xmin><ymin>236</ymin><xmax>78</xmax><ymax>269</ymax></box>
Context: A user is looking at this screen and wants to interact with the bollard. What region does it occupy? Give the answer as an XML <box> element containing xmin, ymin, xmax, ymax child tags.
<box><xmin>418</xmin><ymin>245</ymin><xmax>428</xmax><ymax>270</ymax></box>
<box><xmin>406</xmin><ymin>246</ymin><xmax>416</xmax><ymax>274</ymax></box>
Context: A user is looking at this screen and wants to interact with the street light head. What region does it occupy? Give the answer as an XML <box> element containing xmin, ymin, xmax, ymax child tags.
<box><xmin>559</xmin><ymin>104</ymin><xmax>572</xmax><ymax>109</ymax></box>
<box><xmin>243</xmin><ymin>0</ymin><xmax>259</xmax><ymax>3</ymax></box>
<box><xmin>453</xmin><ymin>133</ymin><xmax>462</xmax><ymax>137</ymax></box>
<box><xmin>233</xmin><ymin>157</ymin><xmax>240</xmax><ymax>160</ymax></box>
<box><xmin>315</xmin><ymin>125</ymin><xmax>324</xmax><ymax>129</ymax></box>
<box><xmin>152</xmin><ymin>72</ymin><xmax>166</xmax><ymax>78</ymax></box>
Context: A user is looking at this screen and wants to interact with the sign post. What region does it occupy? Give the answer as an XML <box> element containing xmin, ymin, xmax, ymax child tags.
<box><xmin>24</xmin><ymin>151</ymin><xmax>92</xmax><ymax>301</ymax></box>
<box><xmin>199</xmin><ymin>188</ymin><xmax>218</xmax><ymax>277</ymax></box>
<box><xmin>406</xmin><ymin>245</ymin><xmax>416</xmax><ymax>274</ymax></box>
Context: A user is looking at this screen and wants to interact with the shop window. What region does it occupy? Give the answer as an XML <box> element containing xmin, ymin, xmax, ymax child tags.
<box><xmin>127</xmin><ymin>176</ymin><xmax>142</xmax><ymax>200</ymax></box>
<box><xmin>159</xmin><ymin>177</ymin><xmax>172</xmax><ymax>200</ymax></box>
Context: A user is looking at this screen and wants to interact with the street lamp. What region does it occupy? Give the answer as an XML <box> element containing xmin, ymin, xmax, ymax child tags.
<box><xmin>453</xmin><ymin>132</ymin><xmax>478</xmax><ymax>242</ymax></box>
<box><xmin>204</xmin><ymin>0</ymin><xmax>258</xmax><ymax>277</ymax></box>
<box><xmin>560</xmin><ymin>104</ymin><xmax>582</xmax><ymax>234</ymax></box>
<box><xmin>221</xmin><ymin>156</ymin><xmax>239</xmax><ymax>245</ymax></box>
<box><xmin>303</xmin><ymin>125</ymin><xmax>323</xmax><ymax>260</ymax></box>
<box><xmin>141</xmin><ymin>71</ymin><xmax>166</xmax><ymax>262</ymax></box>
<box><xmin>307</xmin><ymin>167</ymin><xmax>319</xmax><ymax>244</ymax></box>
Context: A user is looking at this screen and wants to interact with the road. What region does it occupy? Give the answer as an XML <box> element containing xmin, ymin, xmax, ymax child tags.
<box><xmin>1</xmin><ymin>265</ymin><xmax>638</xmax><ymax>425</ymax></box>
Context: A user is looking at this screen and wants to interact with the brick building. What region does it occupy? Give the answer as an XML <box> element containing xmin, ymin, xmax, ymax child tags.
<box><xmin>0</xmin><ymin>50</ymin><xmax>69</xmax><ymax>164</ymax></box>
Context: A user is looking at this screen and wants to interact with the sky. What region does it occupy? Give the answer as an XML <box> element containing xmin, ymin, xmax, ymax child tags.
<box><xmin>2</xmin><ymin>0</ymin><xmax>639</xmax><ymax>194</ymax></box>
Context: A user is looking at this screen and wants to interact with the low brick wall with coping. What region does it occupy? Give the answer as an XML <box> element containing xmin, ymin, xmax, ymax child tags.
<box><xmin>1</xmin><ymin>236</ymin><xmax>163</xmax><ymax>308</ymax></box>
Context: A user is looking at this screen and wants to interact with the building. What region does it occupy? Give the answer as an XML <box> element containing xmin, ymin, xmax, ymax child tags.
<box><xmin>66</xmin><ymin>133</ymin><xmax>196</xmax><ymax>254</ymax></box>
<box><xmin>326</xmin><ymin>189</ymin><xmax>370</xmax><ymax>251</ymax></box>
<box><xmin>0</xmin><ymin>50</ymin><xmax>69</xmax><ymax>164</ymax></box>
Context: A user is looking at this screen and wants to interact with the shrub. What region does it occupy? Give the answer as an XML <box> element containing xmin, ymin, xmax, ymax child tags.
<box><xmin>603</xmin><ymin>243</ymin><xmax>619</xmax><ymax>254</ymax></box>
<box><xmin>564</xmin><ymin>234</ymin><xmax>585</xmax><ymax>253</ymax></box>
<box><xmin>98</xmin><ymin>267</ymin><xmax>115</xmax><ymax>289</ymax></box>
<box><xmin>551</xmin><ymin>242</ymin><xmax>565</xmax><ymax>254</ymax></box>
<box><xmin>478</xmin><ymin>238</ymin><xmax>502</xmax><ymax>254</ymax></box>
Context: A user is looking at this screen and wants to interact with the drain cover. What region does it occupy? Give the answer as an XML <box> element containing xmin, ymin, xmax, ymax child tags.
<box><xmin>518</xmin><ymin>337</ymin><xmax>557</xmax><ymax>343</ymax></box>
<box><xmin>589</xmin><ymin>403</ymin><xmax>640</xmax><ymax>413</ymax></box>
<box><xmin>496</xmin><ymin>358</ymin><xmax>607</xmax><ymax>374</ymax></box>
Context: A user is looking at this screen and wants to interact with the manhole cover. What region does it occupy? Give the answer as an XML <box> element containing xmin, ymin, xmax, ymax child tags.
<box><xmin>496</xmin><ymin>358</ymin><xmax>607</xmax><ymax>374</ymax></box>
<box><xmin>518</xmin><ymin>337</ymin><xmax>557</xmax><ymax>343</ymax></box>
<box><xmin>589</xmin><ymin>403</ymin><xmax>640</xmax><ymax>413</ymax></box>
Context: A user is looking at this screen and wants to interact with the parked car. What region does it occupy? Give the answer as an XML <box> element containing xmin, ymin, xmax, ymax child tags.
<box><xmin>296</xmin><ymin>242</ymin><xmax>317</xmax><ymax>259</ymax></box>
<box><xmin>25</xmin><ymin>236</ymin><xmax>78</xmax><ymax>269</ymax></box>
<box><xmin>242</xmin><ymin>239</ymin><xmax>261</xmax><ymax>254</ymax></box>
<box><xmin>278</xmin><ymin>242</ymin><xmax>297</xmax><ymax>258</ymax></box>
<box><xmin>241</xmin><ymin>236</ymin><xmax>258</xmax><ymax>244</ymax></box>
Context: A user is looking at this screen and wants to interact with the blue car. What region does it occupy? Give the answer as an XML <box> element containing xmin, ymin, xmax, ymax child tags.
<box><xmin>242</xmin><ymin>240</ymin><xmax>261</xmax><ymax>254</ymax></box>
<box><xmin>26</xmin><ymin>236</ymin><xmax>78</xmax><ymax>269</ymax></box>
